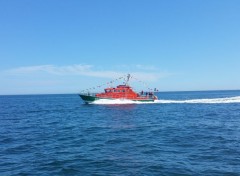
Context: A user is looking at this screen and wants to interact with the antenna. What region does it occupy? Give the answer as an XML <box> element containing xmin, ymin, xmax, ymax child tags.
<box><xmin>125</xmin><ymin>74</ymin><xmax>131</xmax><ymax>86</ymax></box>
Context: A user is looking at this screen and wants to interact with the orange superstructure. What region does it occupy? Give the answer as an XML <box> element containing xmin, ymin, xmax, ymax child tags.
<box><xmin>96</xmin><ymin>85</ymin><xmax>157</xmax><ymax>101</ymax></box>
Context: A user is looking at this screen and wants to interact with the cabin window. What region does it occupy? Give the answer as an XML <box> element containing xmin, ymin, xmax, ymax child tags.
<box><xmin>123</xmin><ymin>90</ymin><xmax>125</xmax><ymax>92</ymax></box>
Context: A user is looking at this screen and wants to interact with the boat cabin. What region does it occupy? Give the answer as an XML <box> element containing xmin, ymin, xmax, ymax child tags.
<box><xmin>96</xmin><ymin>85</ymin><xmax>138</xmax><ymax>99</ymax></box>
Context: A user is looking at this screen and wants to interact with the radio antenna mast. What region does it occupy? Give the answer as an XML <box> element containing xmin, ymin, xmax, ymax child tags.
<box><xmin>125</xmin><ymin>74</ymin><xmax>131</xmax><ymax>86</ymax></box>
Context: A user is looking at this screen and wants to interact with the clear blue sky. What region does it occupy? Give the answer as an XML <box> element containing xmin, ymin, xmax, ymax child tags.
<box><xmin>0</xmin><ymin>0</ymin><xmax>240</xmax><ymax>95</ymax></box>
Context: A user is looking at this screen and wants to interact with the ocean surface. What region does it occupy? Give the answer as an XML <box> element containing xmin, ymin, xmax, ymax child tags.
<box><xmin>1</xmin><ymin>90</ymin><xmax>240</xmax><ymax>176</ymax></box>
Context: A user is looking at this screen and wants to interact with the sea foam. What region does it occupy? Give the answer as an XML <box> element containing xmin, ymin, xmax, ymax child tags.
<box><xmin>90</xmin><ymin>96</ymin><xmax>240</xmax><ymax>104</ymax></box>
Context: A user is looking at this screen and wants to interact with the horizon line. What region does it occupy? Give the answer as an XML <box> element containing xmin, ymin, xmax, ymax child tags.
<box><xmin>1</xmin><ymin>89</ymin><xmax>240</xmax><ymax>96</ymax></box>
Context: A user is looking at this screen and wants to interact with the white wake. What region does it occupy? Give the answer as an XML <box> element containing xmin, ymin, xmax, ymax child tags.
<box><xmin>155</xmin><ymin>96</ymin><xmax>240</xmax><ymax>104</ymax></box>
<box><xmin>90</xmin><ymin>96</ymin><xmax>240</xmax><ymax>105</ymax></box>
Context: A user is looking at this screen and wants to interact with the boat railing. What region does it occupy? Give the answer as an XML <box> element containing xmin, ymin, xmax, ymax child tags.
<box><xmin>80</xmin><ymin>91</ymin><xmax>156</xmax><ymax>99</ymax></box>
<box><xmin>138</xmin><ymin>93</ymin><xmax>155</xmax><ymax>97</ymax></box>
<box><xmin>80</xmin><ymin>92</ymin><xmax>97</xmax><ymax>96</ymax></box>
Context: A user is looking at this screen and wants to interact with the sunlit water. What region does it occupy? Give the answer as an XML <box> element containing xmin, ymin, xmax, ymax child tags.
<box><xmin>1</xmin><ymin>90</ymin><xmax>240</xmax><ymax>175</ymax></box>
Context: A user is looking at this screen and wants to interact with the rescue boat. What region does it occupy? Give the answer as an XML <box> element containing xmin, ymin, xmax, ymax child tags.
<box><xmin>79</xmin><ymin>74</ymin><xmax>158</xmax><ymax>104</ymax></box>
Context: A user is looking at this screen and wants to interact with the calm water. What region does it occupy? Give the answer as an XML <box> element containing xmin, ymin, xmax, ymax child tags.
<box><xmin>1</xmin><ymin>90</ymin><xmax>240</xmax><ymax>175</ymax></box>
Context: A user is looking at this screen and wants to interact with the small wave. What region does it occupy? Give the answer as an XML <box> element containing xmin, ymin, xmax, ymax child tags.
<box><xmin>90</xmin><ymin>96</ymin><xmax>240</xmax><ymax>104</ymax></box>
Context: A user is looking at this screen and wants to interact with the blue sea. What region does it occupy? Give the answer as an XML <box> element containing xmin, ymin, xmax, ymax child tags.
<box><xmin>1</xmin><ymin>90</ymin><xmax>240</xmax><ymax>176</ymax></box>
